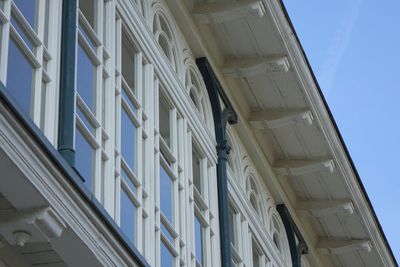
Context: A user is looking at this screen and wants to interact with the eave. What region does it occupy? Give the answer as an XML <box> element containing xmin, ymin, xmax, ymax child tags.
<box><xmin>166</xmin><ymin>0</ymin><xmax>397</xmax><ymax>266</ymax></box>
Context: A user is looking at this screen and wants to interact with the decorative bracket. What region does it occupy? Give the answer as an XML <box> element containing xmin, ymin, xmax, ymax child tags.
<box><xmin>193</xmin><ymin>0</ymin><xmax>266</xmax><ymax>24</ymax></box>
<box><xmin>274</xmin><ymin>159</ymin><xmax>335</xmax><ymax>176</ymax></box>
<box><xmin>223</xmin><ymin>56</ymin><xmax>290</xmax><ymax>78</ymax></box>
<box><xmin>317</xmin><ymin>239</ymin><xmax>372</xmax><ymax>255</ymax></box>
<box><xmin>297</xmin><ymin>199</ymin><xmax>354</xmax><ymax>217</ymax></box>
<box><xmin>249</xmin><ymin>110</ymin><xmax>313</xmax><ymax>129</ymax></box>
<box><xmin>0</xmin><ymin>207</ymin><xmax>66</xmax><ymax>246</ymax></box>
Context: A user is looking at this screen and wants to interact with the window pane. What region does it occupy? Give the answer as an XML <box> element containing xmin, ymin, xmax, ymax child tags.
<box><xmin>77</xmin><ymin>45</ymin><xmax>95</xmax><ymax>112</ymax></box>
<box><xmin>160</xmin><ymin>241</ymin><xmax>174</xmax><ymax>267</ymax></box>
<box><xmin>120</xmin><ymin>186</ymin><xmax>136</xmax><ymax>245</ymax></box>
<box><xmin>121</xmin><ymin>31</ymin><xmax>135</xmax><ymax>90</ymax></box>
<box><xmin>229</xmin><ymin>205</ymin><xmax>236</xmax><ymax>247</ymax></box>
<box><xmin>121</xmin><ymin>107</ymin><xmax>137</xmax><ymax>172</ymax></box>
<box><xmin>75</xmin><ymin>128</ymin><xmax>94</xmax><ymax>189</ymax></box>
<box><xmin>161</xmin><ymin>221</ymin><xmax>174</xmax><ymax>244</ymax></box>
<box><xmin>79</xmin><ymin>0</ymin><xmax>95</xmax><ymax>30</ymax></box>
<box><xmin>159</xmin><ymin>96</ymin><xmax>170</xmax><ymax>146</ymax></box>
<box><xmin>160</xmin><ymin>165</ymin><xmax>173</xmax><ymax>223</ymax></box>
<box><xmin>194</xmin><ymin>215</ymin><xmax>204</xmax><ymax>266</ymax></box>
<box><xmin>252</xmin><ymin>240</ymin><xmax>260</xmax><ymax>267</ymax></box>
<box><xmin>77</xmin><ymin>106</ymin><xmax>95</xmax><ymax>134</ymax></box>
<box><xmin>192</xmin><ymin>148</ymin><xmax>201</xmax><ymax>193</ymax></box>
<box><xmin>39</xmin><ymin>82</ymin><xmax>46</xmax><ymax>131</ymax></box>
<box><xmin>7</xmin><ymin>38</ymin><xmax>33</xmax><ymax>115</ymax></box>
<box><xmin>121</xmin><ymin>167</ymin><xmax>137</xmax><ymax>195</ymax></box>
<box><xmin>122</xmin><ymin>87</ymin><xmax>138</xmax><ymax>115</ymax></box>
<box><xmin>10</xmin><ymin>14</ymin><xmax>34</xmax><ymax>50</ymax></box>
<box><xmin>13</xmin><ymin>0</ymin><xmax>36</xmax><ymax>28</ymax></box>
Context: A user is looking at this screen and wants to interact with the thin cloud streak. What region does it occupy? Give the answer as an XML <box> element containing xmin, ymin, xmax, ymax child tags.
<box><xmin>320</xmin><ymin>0</ymin><xmax>363</xmax><ymax>93</ymax></box>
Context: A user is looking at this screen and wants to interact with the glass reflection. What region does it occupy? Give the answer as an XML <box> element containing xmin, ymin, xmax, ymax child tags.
<box><xmin>75</xmin><ymin>128</ymin><xmax>94</xmax><ymax>189</ymax></box>
<box><xmin>160</xmin><ymin>165</ymin><xmax>173</xmax><ymax>223</ymax></box>
<box><xmin>7</xmin><ymin>38</ymin><xmax>33</xmax><ymax>115</ymax></box>
<box><xmin>77</xmin><ymin>45</ymin><xmax>95</xmax><ymax>112</ymax></box>
<box><xmin>121</xmin><ymin>107</ymin><xmax>136</xmax><ymax>172</ymax></box>
<box><xmin>120</xmin><ymin>187</ymin><xmax>136</xmax><ymax>245</ymax></box>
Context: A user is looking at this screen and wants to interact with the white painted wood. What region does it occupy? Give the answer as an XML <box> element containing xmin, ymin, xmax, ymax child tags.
<box><xmin>274</xmin><ymin>159</ymin><xmax>335</xmax><ymax>176</ymax></box>
<box><xmin>0</xmin><ymin>207</ymin><xmax>66</xmax><ymax>246</ymax></box>
<box><xmin>317</xmin><ymin>239</ymin><xmax>372</xmax><ymax>255</ymax></box>
<box><xmin>193</xmin><ymin>0</ymin><xmax>265</xmax><ymax>24</ymax></box>
<box><xmin>249</xmin><ymin>110</ymin><xmax>313</xmax><ymax>129</ymax></box>
<box><xmin>223</xmin><ymin>56</ymin><xmax>290</xmax><ymax>78</ymax></box>
<box><xmin>297</xmin><ymin>199</ymin><xmax>354</xmax><ymax>217</ymax></box>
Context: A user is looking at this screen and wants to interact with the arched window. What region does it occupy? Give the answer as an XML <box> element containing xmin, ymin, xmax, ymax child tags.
<box><xmin>153</xmin><ymin>12</ymin><xmax>177</xmax><ymax>70</ymax></box>
<box><xmin>184</xmin><ymin>64</ymin><xmax>214</xmax><ymax>134</ymax></box>
<box><xmin>271</xmin><ymin>216</ymin><xmax>282</xmax><ymax>251</ymax></box>
<box><xmin>246</xmin><ymin>175</ymin><xmax>261</xmax><ymax>215</ymax></box>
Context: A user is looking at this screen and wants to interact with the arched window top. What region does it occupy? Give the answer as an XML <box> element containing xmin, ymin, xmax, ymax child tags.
<box><xmin>183</xmin><ymin>60</ymin><xmax>214</xmax><ymax>135</ymax></box>
<box><xmin>246</xmin><ymin>175</ymin><xmax>261</xmax><ymax>214</ymax></box>
<box><xmin>152</xmin><ymin>11</ymin><xmax>178</xmax><ymax>71</ymax></box>
<box><xmin>269</xmin><ymin>212</ymin><xmax>292</xmax><ymax>266</ymax></box>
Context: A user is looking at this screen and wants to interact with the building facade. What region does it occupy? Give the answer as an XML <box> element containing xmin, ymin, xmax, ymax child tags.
<box><xmin>0</xmin><ymin>0</ymin><xmax>396</xmax><ymax>267</ymax></box>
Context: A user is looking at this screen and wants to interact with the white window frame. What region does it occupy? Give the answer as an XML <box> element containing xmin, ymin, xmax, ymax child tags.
<box><xmin>0</xmin><ymin>0</ymin><xmax>61</xmax><ymax>144</ymax></box>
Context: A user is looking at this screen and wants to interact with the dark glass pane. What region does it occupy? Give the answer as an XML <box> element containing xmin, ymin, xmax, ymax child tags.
<box><xmin>159</xmin><ymin>97</ymin><xmax>170</xmax><ymax>146</ymax></box>
<box><xmin>122</xmin><ymin>87</ymin><xmax>138</xmax><ymax>115</ymax></box>
<box><xmin>77</xmin><ymin>45</ymin><xmax>95</xmax><ymax>112</ymax></box>
<box><xmin>7</xmin><ymin>38</ymin><xmax>33</xmax><ymax>115</ymax></box>
<box><xmin>160</xmin><ymin>165</ymin><xmax>173</xmax><ymax>223</ymax></box>
<box><xmin>120</xmin><ymin>187</ymin><xmax>136</xmax><ymax>245</ymax></box>
<box><xmin>121</xmin><ymin>31</ymin><xmax>135</xmax><ymax>90</ymax></box>
<box><xmin>161</xmin><ymin>221</ymin><xmax>174</xmax><ymax>244</ymax></box>
<box><xmin>160</xmin><ymin>241</ymin><xmax>174</xmax><ymax>267</ymax></box>
<box><xmin>121</xmin><ymin>167</ymin><xmax>137</xmax><ymax>195</ymax></box>
<box><xmin>13</xmin><ymin>0</ymin><xmax>36</xmax><ymax>28</ymax></box>
<box><xmin>121</xmin><ymin>107</ymin><xmax>136</xmax><ymax>172</ymax></box>
<box><xmin>194</xmin><ymin>216</ymin><xmax>203</xmax><ymax>266</ymax></box>
<box><xmin>75</xmin><ymin>128</ymin><xmax>93</xmax><ymax>189</ymax></box>
<box><xmin>192</xmin><ymin>149</ymin><xmax>201</xmax><ymax>193</ymax></box>
<box><xmin>79</xmin><ymin>0</ymin><xmax>95</xmax><ymax>30</ymax></box>
<box><xmin>252</xmin><ymin>241</ymin><xmax>260</xmax><ymax>267</ymax></box>
<box><xmin>229</xmin><ymin>205</ymin><xmax>236</xmax><ymax>247</ymax></box>
<box><xmin>10</xmin><ymin>14</ymin><xmax>34</xmax><ymax>50</ymax></box>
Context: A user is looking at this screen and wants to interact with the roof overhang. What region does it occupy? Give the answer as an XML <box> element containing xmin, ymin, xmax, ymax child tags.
<box><xmin>166</xmin><ymin>0</ymin><xmax>397</xmax><ymax>266</ymax></box>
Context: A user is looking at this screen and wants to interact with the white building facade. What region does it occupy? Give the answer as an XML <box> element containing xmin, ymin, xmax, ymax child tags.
<box><xmin>0</xmin><ymin>0</ymin><xmax>396</xmax><ymax>267</ymax></box>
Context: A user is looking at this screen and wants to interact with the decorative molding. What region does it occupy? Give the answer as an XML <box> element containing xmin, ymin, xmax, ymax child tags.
<box><xmin>0</xmin><ymin>207</ymin><xmax>66</xmax><ymax>245</ymax></box>
<box><xmin>296</xmin><ymin>199</ymin><xmax>354</xmax><ymax>217</ymax></box>
<box><xmin>223</xmin><ymin>56</ymin><xmax>290</xmax><ymax>78</ymax></box>
<box><xmin>274</xmin><ymin>159</ymin><xmax>335</xmax><ymax>176</ymax></box>
<box><xmin>193</xmin><ymin>0</ymin><xmax>265</xmax><ymax>24</ymax></box>
<box><xmin>249</xmin><ymin>110</ymin><xmax>313</xmax><ymax>129</ymax></box>
<box><xmin>317</xmin><ymin>239</ymin><xmax>372</xmax><ymax>255</ymax></box>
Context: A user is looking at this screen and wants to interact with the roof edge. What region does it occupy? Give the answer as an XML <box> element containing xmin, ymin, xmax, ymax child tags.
<box><xmin>276</xmin><ymin>0</ymin><xmax>398</xmax><ymax>265</ymax></box>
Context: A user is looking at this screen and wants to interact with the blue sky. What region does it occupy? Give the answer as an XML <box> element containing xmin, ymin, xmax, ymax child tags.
<box><xmin>284</xmin><ymin>0</ymin><xmax>400</xmax><ymax>261</ymax></box>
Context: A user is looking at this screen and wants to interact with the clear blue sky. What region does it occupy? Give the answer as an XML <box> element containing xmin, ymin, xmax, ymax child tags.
<box><xmin>284</xmin><ymin>0</ymin><xmax>400</xmax><ymax>261</ymax></box>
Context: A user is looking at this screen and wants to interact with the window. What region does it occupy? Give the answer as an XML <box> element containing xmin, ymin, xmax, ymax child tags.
<box><xmin>157</xmin><ymin>83</ymin><xmax>179</xmax><ymax>267</ymax></box>
<box><xmin>252</xmin><ymin>238</ymin><xmax>262</xmax><ymax>267</ymax></box>
<box><xmin>0</xmin><ymin>0</ymin><xmax>59</xmax><ymax>136</ymax></box>
<box><xmin>75</xmin><ymin>0</ymin><xmax>107</xmax><ymax>196</ymax></box>
<box><xmin>229</xmin><ymin>204</ymin><xmax>237</xmax><ymax>249</ymax></box>
<box><xmin>153</xmin><ymin>12</ymin><xmax>177</xmax><ymax>71</ymax></box>
<box><xmin>192</xmin><ymin>145</ymin><xmax>202</xmax><ymax>194</ymax></box>
<box><xmin>114</xmin><ymin>19</ymin><xmax>146</xmax><ymax>249</ymax></box>
<box><xmin>194</xmin><ymin>215</ymin><xmax>204</xmax><ymax>266</ymax></box>
<box><xmin>247</xmin><ymin>176</ymin><xmax>261</xmax><ymax>214</ymax></box>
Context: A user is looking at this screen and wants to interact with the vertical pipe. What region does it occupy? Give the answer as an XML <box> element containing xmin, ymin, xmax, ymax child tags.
<box><xmin>197</xmin><ymin>57</ymin><xmax>237</xmax><ymax>267</ymax></box>
<box><xmin>58</xmin><ymin>0</ymin><xmax>77</xmax><ymax>166</ymax></box>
